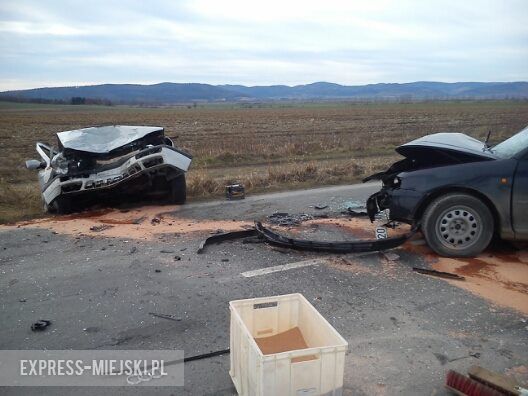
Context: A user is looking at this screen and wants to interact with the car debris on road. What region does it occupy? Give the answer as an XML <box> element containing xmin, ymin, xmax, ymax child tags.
<box><xmin>31</xmin><ymin>319</ymin><xmax>52</xmax><ymax>331</ymax></box>
<box><xmin>226</xmin><ymin>183</ymin><xmax>245</xmax><ymax>200</ymax></box>
<box><xmin>254</xmin><ymin>221</ymin><xmax>417</xmax><ymax>253</ymax></box>
<box><xmin>196</xmin><ymin>217</ymin><xmax>417</xmax><ymax>254</ymax></box>
<box><xmin>197</xmin><ymin>228</ymin><xmax>258</xmax><ymax>254</ymax></box>
<box><xmin>412</xmin><ymin>267</ymin><xmax>465</xmax><ymax>280</ymax></box>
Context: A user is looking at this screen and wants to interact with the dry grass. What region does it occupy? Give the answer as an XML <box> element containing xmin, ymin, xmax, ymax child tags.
<box><xmin>0</xmin><ymin>178</ymin><xmax>43</xmax><ymax>223</ymax></box>
<box><xmin>187</xmin><ymin>156</ymin><xmax>396</xmax><ymax>198</ymax></box>
<box><xmin>1</xmin><ymin>100</ymin><xmax>527</xmax><ymax>223</ymax></box>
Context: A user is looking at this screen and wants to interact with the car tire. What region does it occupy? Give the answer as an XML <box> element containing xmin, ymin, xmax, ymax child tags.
<box><xmin>50</xmin><ymin>196</ymin><xmax>73</xmax><ymax>214</ymax></box>
<box><xmin>422</xmin><ymin>193</ymin><xmax>493</xmax><ymax>257</ymax></box>
<box><xmin>169</xmin><ymin>174</ymin><xmax>186</xmax><ymax>204</ymax></box>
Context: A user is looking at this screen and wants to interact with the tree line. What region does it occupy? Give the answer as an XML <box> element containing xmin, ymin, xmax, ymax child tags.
<box><xmin>0</xmin><ymin>96</ymin><xmax>113</xmax><ymax>106</ymax></box>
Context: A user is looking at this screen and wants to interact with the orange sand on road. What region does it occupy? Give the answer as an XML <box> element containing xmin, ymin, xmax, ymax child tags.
<box><xmin>279</xmin><ymin>218</ymin><xmax>410</xmax><ymax>240</ymax></box>
<box><xmin>1</xmin><ymin>205</ymin><xmax>251</xmax><ymax>240</ymax></box>
<box><xmin>403</xmin><ymin>240</ymin><xmax>528</xmax><ymax>315</ymax></box>
<box><xmin>3</xmin><ymin>209</ymin><xmax>527</xmax><ymax>314</ymax></box>
<box><xmin>304</xmin><ymin>218</ymin><xmax>528</xmax><ymax>315</ymax></box>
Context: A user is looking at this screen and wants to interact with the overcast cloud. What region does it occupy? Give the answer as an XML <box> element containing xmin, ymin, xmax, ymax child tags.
<box><xmin>0</xmin><ymin>0</ymin><xmax>527</xmax><ymax>90</ymax></box>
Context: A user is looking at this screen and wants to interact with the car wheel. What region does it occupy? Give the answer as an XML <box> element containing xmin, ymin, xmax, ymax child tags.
<box><xmin>50</xmin><ymin>196</ymin><xmax>73</xmax><ymax>214</ymax></box>
<box><xmin>422</xmin><ymin>193</ymin><xmax>493</xmax><ymax>257</ymax></box>
<box><xmin>169</xmin><ymin>174</ymin><xmax>186</xmax><ymax>204</ymax></box>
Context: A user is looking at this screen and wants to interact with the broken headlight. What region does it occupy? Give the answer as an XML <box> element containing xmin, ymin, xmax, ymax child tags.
<box><xmin>50</xmin><ymin>153</ymin><xmax>70</xmax><ymax>175</ymax></box>
<box><xmin>383</xmin><ymin>175</ymin><xmax>401</xmax><ymax>188</ymax></box>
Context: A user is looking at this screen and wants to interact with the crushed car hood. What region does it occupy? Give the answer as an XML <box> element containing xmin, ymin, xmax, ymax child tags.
<box><xmin>57</xmin><ymin>125</ymin><xmax>164</xmax><ymax>154</ymax></box>
<box><xmin>396</xmin><ymin>132</ymin><xmax>497</xmax><ymax>160</ymax></box>
<box><xmin>363</xmin><ymin>132</ymin><xmax>496</xmax><ymax>183</ymax></box>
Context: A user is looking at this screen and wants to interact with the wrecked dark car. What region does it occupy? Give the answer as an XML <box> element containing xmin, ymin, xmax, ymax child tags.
<box><xmin>365</xmin><ymin>126</ymin><xmax>528</xmax><ymax>257</ymax></box>
<box><xmin>26</xmin><ymin>125</ymin><xmax>192</xmax><ymax>213</ymax></box>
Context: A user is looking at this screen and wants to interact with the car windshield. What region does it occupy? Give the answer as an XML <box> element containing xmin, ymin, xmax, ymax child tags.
<box><xmin>491</xmin><ymin>125</ymin><xmax>528</xmax><ymax>158</ymax></box>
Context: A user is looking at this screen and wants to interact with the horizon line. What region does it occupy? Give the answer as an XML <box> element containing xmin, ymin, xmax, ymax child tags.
<box><xmin>2</xmin><ymin>80</ymin><xmax>528</xmax><ymax>93</ymax></box>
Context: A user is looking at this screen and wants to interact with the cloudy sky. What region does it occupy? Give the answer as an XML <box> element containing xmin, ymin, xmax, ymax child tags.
<box><xmin>0</xmin><ymin>0</ymin><xmax>527</xmax><ymax>90</ymax></box>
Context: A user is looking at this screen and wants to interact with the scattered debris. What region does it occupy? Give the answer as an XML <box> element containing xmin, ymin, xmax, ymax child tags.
<box><xmin>83</xmin><ymin>327</ymin><xmax>100</xmax><ymax>333</ymax></box>
<box><xmin>267</xmin><ymin>212</ymin><xmax>313</xmax><ymax>227</ymax></box>
<box><xmin>448</xmin><ymin>352</ymin><xmax>481</xmax><ymax>363</ymax></box>
<box><xmin>226</xmin><ymin>184</ymin><xmax>245</xmax><ymax>200</ymax></box>
<box><xmin>31</xmin><ymin>320</ymin><xmax>51</xmax><ymax>332</ymax></box>
<box><xmin>242</xmin><ymin>236</ymin><xmax>264</xmax><ymax>244</ymax></box>
<box><xmin>413</xmin><ymin>267</ymin><xmax>465</xmax><ymax>280</ymax></box>
<box><xmin>151</xmin><ymin>217</ymin><xmax>161</xmax><ymax>225</ymax></box>
<box><xmin>343</xmin><ymin>208</ymin><xmax>369</xmax><ymax>217</ymax></box>
<box><xmin>197</xmin><ymin>229</ymin><xmax>257</xmax><ymax>254</ymax></box>
<box><xmin>174</xmin><ymin>255</ymin><xmax>182</xmax><ymax>261</ymax></box>
<box><xmin>255</xmin><ymin>221</ymin><xmax>416</xmax><ymax>253</ymax></box>
<box><xmin>314</xmin><ymin>204</ymin><xmax>328</xmax><ymax>210</ymax></box>
<box><xmin>343</xmin><ymin>200</ymin><xmax>364</xmax><ymax>210</ymax></box>
<box><xmin>149</xmin><ymin>312</ymin><xmax>182</xmax><ymax>322</ymax></box>
<box><xmin>89</xmin><ymin>224</ymin><xmax>113</xmax><ymax>232</ymax></box>
<box><xmin>132</xmin><ymin>216</ymin><xmax>147</xmax><ymax>225</ymax></box>
<box><xmin>382</xmin><ymin>252</ymin><xmax>400</xmax><ymax>261</ymax></box>
<box><xmin>159</xmin><ymin>349</ymin><xmax>231</xmax><ymax>368</ymax></box>
<box><xmin>184</xmin><ymin>349</ymin><xmax>230</xmax><ymax>363</ymax></box>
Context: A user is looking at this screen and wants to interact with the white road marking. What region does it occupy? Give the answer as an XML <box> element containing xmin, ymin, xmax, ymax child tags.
<box><xmin>241</xmin><ymin>259</ymin><xmax>324</xmax><ymax>278</ymax></box>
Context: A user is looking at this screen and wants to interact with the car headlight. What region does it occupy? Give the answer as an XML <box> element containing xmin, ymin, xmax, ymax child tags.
<box><xmin>393</xmin><ymin>176</ymin><xmax>401</xmax><ymax>186</ymax></box>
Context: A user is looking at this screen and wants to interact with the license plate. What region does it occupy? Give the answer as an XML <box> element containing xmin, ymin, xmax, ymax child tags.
<box><xmin>375</xmin><ymin>227</ymin><xmax>388</xmax><ymax>240</ymax></box>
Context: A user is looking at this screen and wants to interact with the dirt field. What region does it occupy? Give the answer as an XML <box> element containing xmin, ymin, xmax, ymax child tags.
<box><xmin>1</xmin><ymin>100</ymin><xmax>528</xmax><ymax>222</ymax></box>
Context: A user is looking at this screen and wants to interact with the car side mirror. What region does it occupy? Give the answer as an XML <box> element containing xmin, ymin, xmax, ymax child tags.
<box><xmin>26</xmin><ymin>159</ymin><xmax>45</xmax><ymax>170</ymax></box>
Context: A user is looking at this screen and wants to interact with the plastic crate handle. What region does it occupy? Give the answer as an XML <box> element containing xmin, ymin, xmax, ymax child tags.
<box><xmin>253</xmin><ymin>301</ymin><xmax>278</xmax><ymax>309</ymax></box>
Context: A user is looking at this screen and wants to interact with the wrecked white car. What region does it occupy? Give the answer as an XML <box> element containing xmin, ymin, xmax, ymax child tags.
<box><xmin>26</xmin><ymin>125</ymin><xmax>192</xmax><ymax>213</ymax></box>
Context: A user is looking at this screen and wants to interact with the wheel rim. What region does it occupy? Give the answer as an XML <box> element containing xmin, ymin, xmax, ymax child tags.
<box><xmin>435</xmin><ymin>205</ymin><xmax>482</xmax><ymax>250</ymax></box>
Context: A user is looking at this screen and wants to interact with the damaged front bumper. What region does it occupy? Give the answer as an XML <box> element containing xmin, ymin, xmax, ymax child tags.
<box><xmin>366</xmin><ymin>187</ymin><xmax>424</xmax><ymax>224</ymax></box>
<box><xmin>42</xmin><ymin>145</ymin><xmax>191</xmax><ymax>205</ymax></box>
<box><xmin>196</xmin><ymin>222</ymin><xmax>417</xmax><ymax>254</ymax></box>
<box><xmin>254</xmin><ymin>222</ymin><xmax>417</xmax><ymax>253</ymax></box>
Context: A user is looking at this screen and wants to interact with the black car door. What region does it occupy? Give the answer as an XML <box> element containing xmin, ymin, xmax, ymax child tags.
<box><xmin>513</xmin><ymin>153</ymin><xmax>528</xmax><ymax>239</ymax></box>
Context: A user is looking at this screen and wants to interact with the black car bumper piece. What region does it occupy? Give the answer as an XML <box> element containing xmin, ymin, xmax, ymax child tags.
<box><xmin>254</xmin><ymin>222</ymin><xmax>417</xmax><ymax>253</ymax></box>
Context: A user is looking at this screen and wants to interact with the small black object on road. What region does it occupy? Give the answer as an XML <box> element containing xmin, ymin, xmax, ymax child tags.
<box><xmin>148</xmin><ymin>312</ymin><xmax>182</xmax><ymax>322</ymax></box>
<box><xmin>412</xmin><ymin>267</ymin><xmax>465</xmax><ymax>280</ymax></box>
<box><xmin>226</xmin><ymin>184</ymin><xmax>245</xmax><ymax>200</ymax></box>
<box><xmin>31</xmin><ymin>320</ymin><xmax>51</xmax><ymax>331</ymax></box>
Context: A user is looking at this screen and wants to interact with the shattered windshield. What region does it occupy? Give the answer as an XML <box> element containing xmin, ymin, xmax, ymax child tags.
<box><xmin>492</xmin><ymin>125</ymin><xmax>528</xmax><ymax>158</ymax></box>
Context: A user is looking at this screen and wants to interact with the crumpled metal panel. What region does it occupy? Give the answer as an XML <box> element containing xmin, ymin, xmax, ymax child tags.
<box><xmin>397</xmin><ymin>132</ymin><xmax>497</xmax><ymax>159</ymax></box>
<box><xmin>57</xmin><ymin>125</ymin><xmax>163</xmax><ymax>154</ymax></box>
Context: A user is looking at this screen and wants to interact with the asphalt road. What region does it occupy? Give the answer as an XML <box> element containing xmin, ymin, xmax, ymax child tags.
<box><xmin>1</xmin><ymin>183</ymin><xmax>527</xmax><ymax>395</ymax></box>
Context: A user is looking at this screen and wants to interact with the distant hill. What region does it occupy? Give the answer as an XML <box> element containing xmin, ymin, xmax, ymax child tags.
<box><xmin>1</xmin><ymin>81</ymin><xmax>527</xmax><ymax>104</ymax></box>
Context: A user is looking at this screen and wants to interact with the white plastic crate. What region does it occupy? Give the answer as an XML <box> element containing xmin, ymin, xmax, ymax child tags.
<box><xmin>229</xmin><ymin>293</ymin><xmax>348</xmax><ymax>396</ymax></box>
